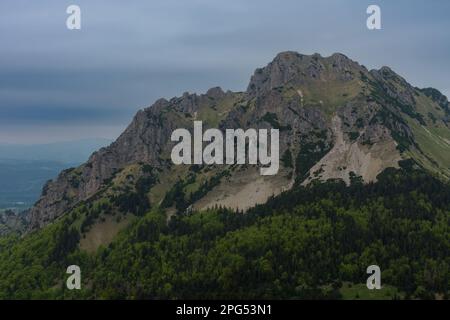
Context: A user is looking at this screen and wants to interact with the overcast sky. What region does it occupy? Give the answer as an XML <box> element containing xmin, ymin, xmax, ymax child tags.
<box><xmin>1</xmin><ymin>0</ymin><xmax>449</xmax><ymax>144</ymax></box>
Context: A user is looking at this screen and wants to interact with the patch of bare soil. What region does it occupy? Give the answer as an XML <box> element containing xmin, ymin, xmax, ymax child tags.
<box><xmin>304</xmin><ymin>115</ymin><xmax>402</xmax><ymax>185</ymax></box>
<box><xmin>193</xmin><ymin>166</ymin><xmax>292</xmax><ymax>211</ymax></box>
<box><xmin>80</xmin><ymin>214</ymin><xmax>133</xmax><ymax>253</ymax></box>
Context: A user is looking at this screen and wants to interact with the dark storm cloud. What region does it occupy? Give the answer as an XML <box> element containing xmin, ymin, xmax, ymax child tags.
<box><xmin>0</xmin><ymin>0</ymin><xmax>449</xmax><ymax>143</ymax></box>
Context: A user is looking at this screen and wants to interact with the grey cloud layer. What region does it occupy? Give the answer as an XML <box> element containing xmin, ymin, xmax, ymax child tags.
<box><xmin>0</xmin><ymin>0</ymin><xmax>449</xmax><ymax>142</ymax></box>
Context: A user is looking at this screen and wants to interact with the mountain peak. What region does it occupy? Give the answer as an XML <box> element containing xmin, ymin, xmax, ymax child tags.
<box><xmin>247</xmin><ymin>51</ymin><xmax>363</xmax><ymax>96</ymax></box>
<box><xmin>206</xmin><ymin>86</ymin><xmax>225</xmax><ymax>99</ymax></box>
<box><xmin>26</xmin><ymin>51</ymin><xmax>450</xmax><ymax>231</ymax></box>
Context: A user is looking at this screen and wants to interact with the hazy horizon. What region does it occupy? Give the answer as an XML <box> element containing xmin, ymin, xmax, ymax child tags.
<box><xmin>0</xmin><ymin>137</ymin><xmax>112</xmax><ymax>146</ymax></box>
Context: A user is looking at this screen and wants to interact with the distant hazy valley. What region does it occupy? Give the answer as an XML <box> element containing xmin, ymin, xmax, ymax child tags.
<box><xmin>0</xmin><ymin>138</ymin><xmax>111</xmax><ymax>210</ymax></box>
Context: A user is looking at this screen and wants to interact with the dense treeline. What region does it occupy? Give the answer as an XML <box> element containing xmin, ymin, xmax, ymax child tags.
<box><xmin>0</xmin><ymin>166</ymin><xmax>448</xmax><ymax>299</ymax></box>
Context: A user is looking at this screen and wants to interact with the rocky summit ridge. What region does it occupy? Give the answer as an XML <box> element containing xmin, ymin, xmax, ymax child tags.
<box><xmin>27</xmin><ymin>51</ymin><xmax>450</xmax><ymax>235</ymax></box>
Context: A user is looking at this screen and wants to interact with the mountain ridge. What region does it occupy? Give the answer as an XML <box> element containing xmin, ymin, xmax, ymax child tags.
<box><xmin>27</xmin><ymin>51</ymin><xmax>450</xmax><ymax>232</ymax></box>
<box><xmin>1</xmin><ymin>51</ymin><xmax>449</xmax><ymax>300</ymax></box>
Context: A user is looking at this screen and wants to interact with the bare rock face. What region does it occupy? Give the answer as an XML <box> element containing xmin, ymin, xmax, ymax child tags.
<box><xmin>247</xmin><ymin>52</ymin><xmax>365</xmax><ymax>97</ymax></box>
<box><xmin>0</xmin><ymin>210</ymin><xmax>27</xmax><ymax>236</ymax></box>
<box><xmin>27</xmin><ymin>90</ymin><xmax>233</xmax><ymax>230</ymax></box>
<box><xmin>420</xmin><ymin>87</ymin><xmax>450</xmax><ymax>114</ymax></box>
<box><xmin>27</xmin><ymin>51</ymin><xmax>450</xmax><ymax>230</ymax></box>
<box><xmin>28</xmin><ymin>100</ymin><xmax>176</xmax><ymax>229</ymax></box>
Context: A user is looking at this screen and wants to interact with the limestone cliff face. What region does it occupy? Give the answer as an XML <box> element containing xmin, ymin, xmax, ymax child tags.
<box><xmin>247</xmin><ymin>52</ymin><xmax>364</xmax><ymax>96</ymax></box>
<box><xmin>28</xmin><ymin>90</ymin><xmax>238</xmax><ymax>229</ymax></box>
<box><xmin>28</xmin><ymin>51</ymin><xmax>450</xmax><ymax>230</ymax></box>
<box><xmin>28</xmin><ymin>99</ymin><xmax>174</xmax><ymax>229</ymax></box>
<box><xmin>0</xmin><ymin>210</ymin><xmax>27</xmax><ymax>236</ymax></box>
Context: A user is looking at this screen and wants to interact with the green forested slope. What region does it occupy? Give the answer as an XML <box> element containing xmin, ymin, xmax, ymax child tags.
<box><xmin>0</xmin><ymin>163</ymin><xmax>448</xmax><ymax>299</ymax></box>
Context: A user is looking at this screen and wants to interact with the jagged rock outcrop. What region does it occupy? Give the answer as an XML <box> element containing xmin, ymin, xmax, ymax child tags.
<box><xmin>0</xmin><ymin>210</ymin><xmax>28</xmax><ymax>236</ymax></box>
<box><xmin>247</xmin><ymin>52</ymin><xmax>364</xmax><ymax>96</ymax></box>
<box><xmin>28</xmin><ymin>51</ymin><xmax>450</xmax><ymax>230</ymax></box>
